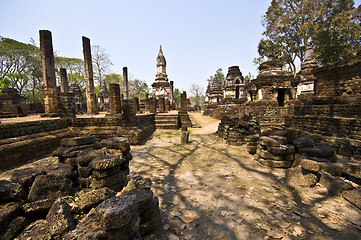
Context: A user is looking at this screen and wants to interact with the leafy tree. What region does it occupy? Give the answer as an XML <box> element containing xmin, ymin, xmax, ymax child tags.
<box><xmin>55</xmin><ymin>56</ymin><xmax>85</xmax><ymax>88</ymax></box>
<box><xmin>206</xmin><ymin>68</ymin><xmax>224</xmax><ymax>85</ymax></box>
<box><xmin>4</xmin><ymin>73</ymin><xmax>28</xmax><ymax>94</ymax></box>
<box><xmin>244</xmin><ymin>72</ymin><xmax>254</xmax><ymax>81</ymax></box>
<box><xmin>173</xmin><ymin>88</ymin><xmax>181</xmax><ymax>105</ymax></box>
<box><xmin>215</xmin><ymin>68</ymin><xmax>225</xmax><ymax>84</ymax></box>
<box><xmin>0</xmin><ymin>36</ymin><xmax>42</xmax><ymax>101</ymax></box>
<box><xmin>258</xmin><ymin>0</ymin><xmax>360</xmax><ymax>72</ymax></box>
<box><xmin>0</xmin><ymin>77</ymin><xmax>12</xmax><ymax>94</ymax></box>
<box><xmin>312</xmin><ymin>0</ymin><xmax>361</xmax><ymax>65</ymax></box>
<box><xmin>104</xmin><ymin>73</ymin><xmax>123</xmax><ymax>88</ymax></box>
<box><xmin>91</xmin><ymin>45</ymin><xmax>112</xmax><ymax>86</ymax></box>
<box><xmin>129</xmin><ymin>78</ymin><xmax>150</xmax><ymax>99</ymax></box>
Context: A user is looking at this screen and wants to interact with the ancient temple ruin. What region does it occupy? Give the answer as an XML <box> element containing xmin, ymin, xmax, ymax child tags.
<box><xmin>296</xmin><ymin>47</ymin><xmax>317</xmax><ymax>97</ymax></box>
<box><xmin>0</xmin><ymin>88</ymin><xmax>35</xmax><ymax>117</ymax></box>
<box><xmin>224</xmin><ymin>66</ymin><xmax>246</xmax><ymax>100</ymax></box>
<box><xmin>150</xmin><ymin>45</ymin><xmax>174</xmax><ymax>110</ymax></box>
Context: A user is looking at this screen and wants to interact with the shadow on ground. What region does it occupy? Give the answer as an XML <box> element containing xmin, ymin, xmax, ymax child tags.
<box><xmin>130</xmin><ymin>114</ymin><xmax>361</xmax><ymax>240</ymax></box>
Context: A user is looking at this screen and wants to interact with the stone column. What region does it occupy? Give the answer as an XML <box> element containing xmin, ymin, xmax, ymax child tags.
<box><xmin>178</xmin><ymin>91</ymin><xmax>192</xmax><ymax>127</ymax></box>
<box><xmin>181</xmin><ymin>125</ymin><xmax>189</xmax><ymax>144</ymax></box>
<box><xmin>158</xmin><ymin>97</ymin><xmax>165</xmax><ymax>112</ymax></box>
<box><xmin>180</xmin><ymin>91</ymin><xmax>187</xmax><ymax>113</ymax></box>
<box><xmin>59</xmin><ymin>68</ymin><xmax>69</xmax><ymax>94</ymax></box>
<box><xmin>108</xmin><ymin>84</ymin><xmax>122</xmax><ymax>115</ymax></box>
<box><xmin>39</xmin><ymin>30</ymin><xmax>58</xmax><ymax>114</ymax></box>
<box><xmin>145</xmin><ymin>98</ymin><xmax>150</xmax><ymax>112</ymax></box>
<box><xmin>58</xmin><ymin>93</ymin><xmax>75</xmax><ymax>118</ymax></box>
<box><xmin>122</xmin><ymin>99</ymin><xmax>135</xmax><ymax>126</ymax></box>
<box><xmin>123</xmin><ymin>67</ymin><xmax>129</xmax><ymax>100</ymax></box>
<box><xmin>165</xmin><ymin>100</ymin><xmax>170</xmax><ymax>112</ymax></box>
<box><xmin>82</xmin><ymin>36</ymin><xmax>97</xmax><ymax>114</ymax></box>
<box><xmin>170</xmin><ymin>81</ymin><xmax>174</xmax><ymax>108</ymax></box>
<box><xmin>149</xmin><ymin>97</ymin><xmax>156</xmax><ymax>113</ymax></box>
<box><xmin>133</xmin><ymin>97</ymin><xmax>139</xmax><ymax>112</ymax></box>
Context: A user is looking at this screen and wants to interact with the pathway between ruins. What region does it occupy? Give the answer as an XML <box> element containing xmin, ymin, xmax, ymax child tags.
<box><xmin>131</xmin><ymin>113</ymin><xmax>361</xmax><ymax>240</ymax></box>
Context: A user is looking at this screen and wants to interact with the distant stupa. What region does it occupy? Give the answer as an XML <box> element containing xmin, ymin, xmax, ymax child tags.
<box><xmin>151</xmin><ymin>45</ymin><xmax>173</xmax><ymax>104</ymax></box>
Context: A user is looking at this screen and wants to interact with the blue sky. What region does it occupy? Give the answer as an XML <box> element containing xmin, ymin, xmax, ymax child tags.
<box><xmin>1</xmin><ymin>0</ymin><xmax>360</xmax><ymax>93</ymax></box>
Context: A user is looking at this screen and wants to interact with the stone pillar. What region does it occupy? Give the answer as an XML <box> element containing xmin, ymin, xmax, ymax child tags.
<box><xmin>133</xmin><ymin>97</ymin><xmax>139</xmax><ymax>112</ymax></box>
<box><xmin>170</xmin><ymin>81</ymin><xmax>174</xmax><ymax>108</ymax></box>
<box><xmin>123</xmin><ymin>67</ymin><xmax>129</xmax><ymax>100</ymax></box>
<box><xmin>145</xmin><ymin>98</ymin><xmax>150</xmax><ymax>112</ymax></box>
<box><xmin>82</xmin><ymin>36</ymin><xmax>97</xmax><ymax>114</ymax></box>
<box><xmin>159</xmin><ymin>97</ymin><xmax>166</xmax><ymax>112</ymax></box>
<box><xmin>149</xmin><ymin>97</ymin><xmax>156</xmax><ymax>113</ymax></box>
<box><xmin>180</xmin><ymin>91</ymin><xmax>187</xmax><ymax>113</ymax></box>
<box><xmin>58</xmin><ymin>93</ymin><xmax>76</xmax><ymax>118</ymax></box>
<box><xmin>165</xmin><ymin>100</ymin><xmax>170</xmax><ymax>112</ymax></box>
<box><xmin>181</xmin><ymin>125</ymin><xmax>189</xmax><ymax>144</ymax></box>
<box><xmin>108</xmin><ymin>84</ymin><xmax>122</xmax><ymax>115</ymax></box>
<box><xmin>122</xmin><ymin>99</ymin><xmax>135</xmax><ymax>126</ymax></box>
<box><xmin>39</xmin><ymin>30</ymin><xmax>58</xmax><ymax>114</ymax></box>
<box><xmin>59</xmin><ymin>68</ymin><xmax>69</xmax><ymax>94</ymax></box>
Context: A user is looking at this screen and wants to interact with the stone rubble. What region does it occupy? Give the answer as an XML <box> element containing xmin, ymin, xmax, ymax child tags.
<box><xmin>0</xmin><ymin>136</ymin><xmax>160</xmax><ymax>240</ymax></box>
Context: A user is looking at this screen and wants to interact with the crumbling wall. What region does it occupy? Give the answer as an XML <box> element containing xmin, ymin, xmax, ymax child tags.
<box><xmin>209</xmin><ymin>101</ymin><xmax>295</xmax><ymax>130</ymax></box>
<box><xmin>217</xmin><ymin>115</ymin><xmax>260</xmax><ymax>145</ymax></box>
<box><xmin>0</xmin><ymin>115</ymin><xmax>155</xmax><ymax>170</ymax></box>
<box><xmin>285</xmin><ymin>55</ymin><xmax>361</xmax><ymax>160</ymax></box>
<box><xmin>313</xmin><ymin>55</ymin><xmax>361</xmax><ymax>100</ymax></box>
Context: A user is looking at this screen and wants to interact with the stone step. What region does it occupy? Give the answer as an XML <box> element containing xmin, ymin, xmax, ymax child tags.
<box><xmin>155</xmin><ymin>119</ymin><xmax>178</xmax><ymax>124</ymax></box>
<box><xmin>155</xmin><ymin>115</ymin><xmax>179</xmax><ymax>120</ymax></box>
<box><xmin>156</xmin><ymin>124</ymin><xmax>179</xmax><ymax>129</ymax></box>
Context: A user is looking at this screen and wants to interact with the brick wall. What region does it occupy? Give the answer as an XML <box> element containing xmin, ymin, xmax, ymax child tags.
<box><xmin>0</xmin><ymin>114</ymin><xmax>155</xmax><ymax>170</ymax></box>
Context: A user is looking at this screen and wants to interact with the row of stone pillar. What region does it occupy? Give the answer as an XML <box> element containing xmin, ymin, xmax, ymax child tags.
<box><xmin>40</xmin><ymin>30</ymin><xmax>132</xmax><ymax>116</ymax></box>
<box><xmin>40</xmin><ymin>30</ymin><xmax>97</xmax><ymax>115</ymax></box>
<box><xmin>40</xmin><ymin>29</ymin><xmax>187</xmax><ymax>118</ymax></box>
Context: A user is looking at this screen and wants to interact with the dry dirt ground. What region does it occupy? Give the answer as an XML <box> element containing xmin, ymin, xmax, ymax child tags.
<box><xmin>1</xmin><ymin>113</ymin><xmax>360</xmax><ymax>240</ymax></box>
<box><xmin>131</xmin><ymin>113</ymin><xmax>361</xmax><ymax>240</ymax></box>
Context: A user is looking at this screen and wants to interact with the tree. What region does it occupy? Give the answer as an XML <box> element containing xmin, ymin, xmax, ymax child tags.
<box><xmin>55</xmin><ymin>56</ymin><xmax>85</xmax><ymax>89</ymax></box>
<box><xmin>206</xmin><ymin>75</ymin><xmax>214</xmax><ymax>85</ymax></box>
<box><xmin>259</xmin><ymin>0</ymin><xmax>315</xmax><ymax>74</ymax></box>
<box><xmin>92</xmin><ymin>45</ymin><xmax>112</xmax><ymax>86</ymax></box>
<box><xmin>312</xmin><ymin>0</ymin><xmax>361</xmax><ymax>65</ymax></box>
<box><xmin>0</xmin><ymin>77</ymin><xmax>11</xmax><ymax>94</ymax></box>
<box><xmin>215</xmin><ymin>68</ymin><xmax>225</xmax><ymax>84</ymax></box>
<box><xmin>173</xmin><ymin>88</ymin><xmax>181</xmax><ymax>105</ymax></box>
<box><xmin>129</xmin><ymin>78</ymin><xmax>150</xmax><ymax>99</ymax></box>
<box><xmin>258</xmin><ymin>0</ymin><xmax>361</xmax><ymax>72</ymax></box>
<box><xmin>244</xmin><ymin>72</ymin><xmax>254</xmax><ymax>81</ymax></box>
<box><xmin>206</xmin><ymin>68</ymin><xmax>224</xmax><ymax>85</ymax></box>
<box><xmin>190</xmin><ymin>83</ymin><xmax>205</xmax><ymax>108</ymax></box>
<box><xmin>0</xmin><ymin>36</ymin><xmax>42</xmax><ymax>101</ymax></box>
<box><xmin>104</xmin><ymin>73</ymin><xmax>123</xmax><ymax>88</ymax></box>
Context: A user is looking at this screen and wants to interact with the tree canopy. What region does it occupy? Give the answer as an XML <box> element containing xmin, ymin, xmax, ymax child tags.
<box><xmin>55</xmin><ymin>56</ymin><xmax>85</xmax><ymax>88</ymax></box>
<box><xmin>207</xmin><ymin>68</ymin><xmax>225</xmax><ymax>85</ymax></box>
<box><xmin>0</xmin><ymin>36</ymin><xmax>42</xmax><ymax>100</ymax></box>
<box><xmin>257</xmin><ymin>0</ymin><xmax>361</xmax><ymax>73</ymax></box>
<box><xmin>173</xmin><ymin>88</ymin><xmax>181</xmax><ymax>105</ymax></box>
<box><xmin>129</xmin><ymin>78</ymin><xmax>150</xmax><ymax>99</ymax></box>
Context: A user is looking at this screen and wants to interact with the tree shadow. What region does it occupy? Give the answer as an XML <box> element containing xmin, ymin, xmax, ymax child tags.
<box><xmin>130</xmin><ymin>129</ymin><xmax>361</xmax><ymax>240</ymax></box>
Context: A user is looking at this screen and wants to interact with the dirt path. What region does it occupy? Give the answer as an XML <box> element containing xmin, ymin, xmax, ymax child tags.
<box><xmin>131</xmin><ymin>113</ymin><xmax>361</xmax><ymax>240</ymax></box>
